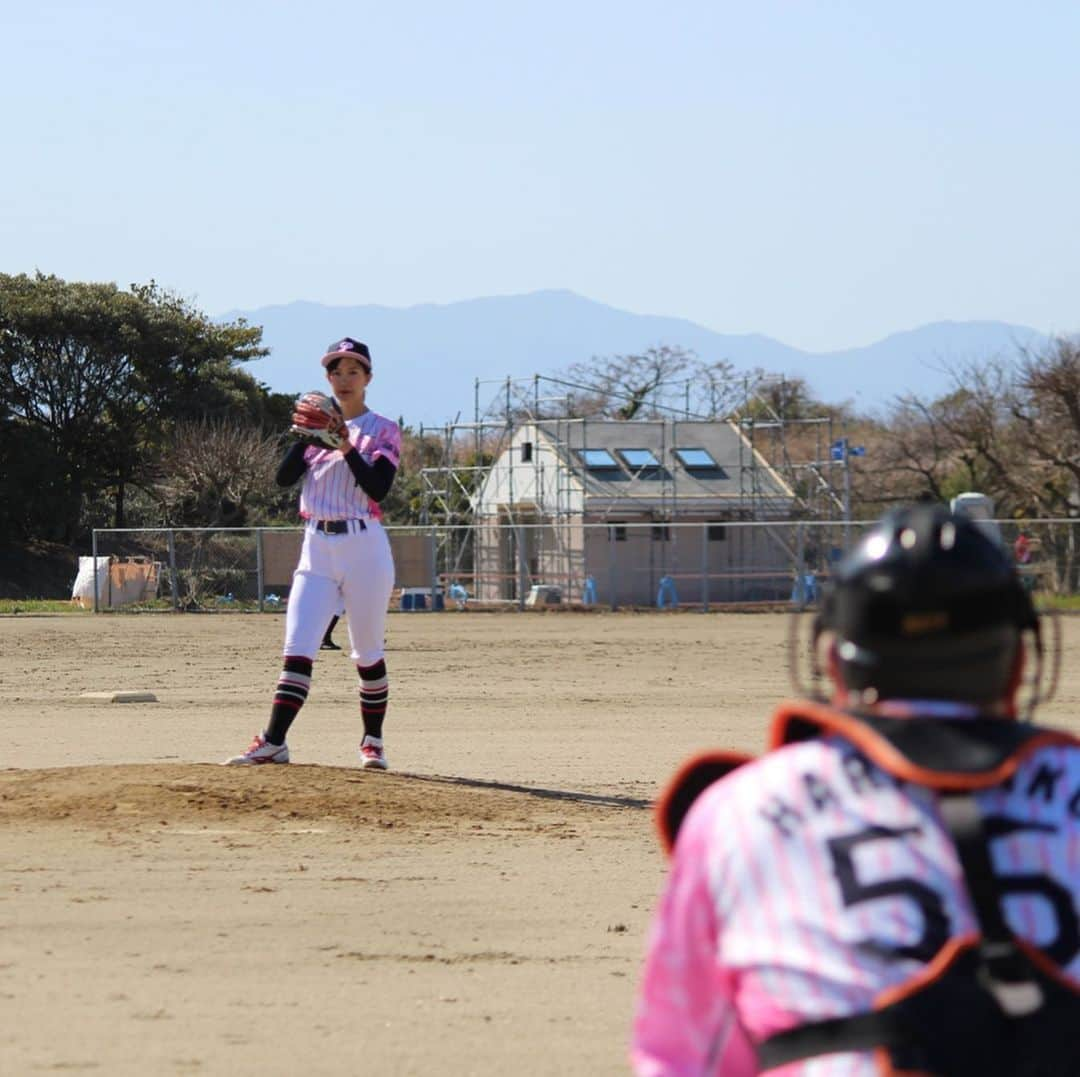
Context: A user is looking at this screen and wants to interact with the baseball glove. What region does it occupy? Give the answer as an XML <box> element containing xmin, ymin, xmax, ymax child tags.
<box><xmin>289</xmin><ymin>391</ymin><xmax>350</xmax><ymax>451</ymax></box>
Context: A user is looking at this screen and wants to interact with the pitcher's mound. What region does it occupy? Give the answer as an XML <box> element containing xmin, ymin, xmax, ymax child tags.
<box><xmin>0</xmin><ymin>764</ymin><xmax>616</xmax><ymax>838</ymax></box>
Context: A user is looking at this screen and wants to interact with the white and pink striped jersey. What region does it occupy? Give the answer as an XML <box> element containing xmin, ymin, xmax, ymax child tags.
<box><xmin>298</xmin><ymin>411</ymin><xmax>401</xmax><ymax>523</ymax></box>
<box><xmin>632</xmin><ymin>730</ymin><xmax>1080</xmax><ymax>1076</ymax></box>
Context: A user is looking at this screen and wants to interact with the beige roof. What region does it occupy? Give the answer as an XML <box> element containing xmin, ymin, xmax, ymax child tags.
<box><xmin>533</xmin><ymin>418</ymin><xmax>795</xmax><ymax>514</ymax></box>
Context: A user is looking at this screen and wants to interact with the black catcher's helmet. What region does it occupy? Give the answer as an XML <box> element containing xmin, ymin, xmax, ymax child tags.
<box><xmin>816</xmin><ymin>504</ymin><xmax>1039</xmax><ymax>706</ymax></box>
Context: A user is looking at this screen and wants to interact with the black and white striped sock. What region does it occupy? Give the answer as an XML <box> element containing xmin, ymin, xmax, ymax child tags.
<box><xmin>265</xmin><ymin>655</ymin><xmax>313</xmax><ymax>745</ymax></box>
<box><xmin>358</xmin><ymin>659</ymin><xmax>388</xmax><ymax>740</ymax></box>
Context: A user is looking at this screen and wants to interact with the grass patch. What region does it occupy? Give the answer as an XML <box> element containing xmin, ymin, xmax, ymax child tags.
<box><xmin>0</xmin><ymin>597</ymin><xmax>282</xmax><ymax>615</ymax></box>
<box><xmin>1035</xmin><ymin>593</ymin><xmax>1080</xmax><ymax>612</ymax></box>
<box><xmin>0</xmin><ymin>599</ymin><xmax>91</xmax><ymax>615</ymax></box>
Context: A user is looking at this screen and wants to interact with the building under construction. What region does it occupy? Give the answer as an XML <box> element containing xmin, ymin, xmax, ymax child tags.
<box><xmin>417</xmin><ymin>375</ymin><xmax>850</xmax><ymax>608</ymax></box>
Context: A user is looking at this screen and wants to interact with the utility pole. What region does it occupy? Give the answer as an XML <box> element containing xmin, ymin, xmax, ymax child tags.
<box><xmin>831</xmin><ymin>436</ymin><xmax>865</xmax><ymax>550</ymax></box>
<box><xmin>843</xmin><ymin>442</ymin><xmax>851</xmax><ymax>550</ymax></box>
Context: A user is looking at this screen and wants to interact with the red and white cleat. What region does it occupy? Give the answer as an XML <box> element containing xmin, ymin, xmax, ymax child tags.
<box><xmin>359</xmin><ymin>735</ymin><xmax>388</xmax><ymax>771</ymax></box>
<box><xmin>223</xmin><ymin>733</ymin><xmax>289</xmax><ymax>766</ymax></box>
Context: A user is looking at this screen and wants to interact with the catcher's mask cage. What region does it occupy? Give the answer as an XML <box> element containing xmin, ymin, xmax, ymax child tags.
<box><xmin>790</xmin><ymin>504</ymin><xmax>1059</xmax><ymax>716</ymax></box>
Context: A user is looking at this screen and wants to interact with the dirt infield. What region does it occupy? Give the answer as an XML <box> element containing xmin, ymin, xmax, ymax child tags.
<box><xmin>3</xmin><ymin>611</ymin><xmax>1079</xmax><ymax>1075</ymax></box>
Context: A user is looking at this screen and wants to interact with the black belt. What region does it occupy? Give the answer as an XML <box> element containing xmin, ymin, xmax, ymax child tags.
<box><xmin>313</xmin><ymin>519</ymin><xmax>366</xmax><ymax>534</ymax></box>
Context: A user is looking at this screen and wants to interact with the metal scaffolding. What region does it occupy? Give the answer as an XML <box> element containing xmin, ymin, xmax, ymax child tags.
<box><xmin>416</xmin><ymin>373</ymin><xmax>850</xmax><ymax>604</ymax></box>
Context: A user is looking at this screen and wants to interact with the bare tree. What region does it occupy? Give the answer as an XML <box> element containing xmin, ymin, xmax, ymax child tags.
<box><xmin>873</xmin><ymin>358</ymin><xmax>1030</xmax><ymax>513</ymax></box>
<box><xmin>574</xmin><ymin>346</ymin><xmax>693</xmax><ymax>419</ymax></box>
<box><xmin>1011</xmin><ymin>337</ymin><xmax>1080</xmax><ymax>514</ymax></box>
<box><xmin>1009</xmin><ymin>339</ymin><xmax>1080</xmax><ymax>590</ymax></box>
<box><xmin>494</xmin><ymin>345</ymin><xmax>747</xmax><ymax>422</ymax></box>
<box><xmin>870</xmin><ymin>337</ymin><xmax>1080</xmax><ymax>588</ymax></box>
<box><xmin>862</xmin><ymin>394</ymin><xmax>956</xmax><ymax>504</ymax></box>
<box><xmin>739</xmin><ymin>375</ymin><xmax>823</xmax><ymax>423</ymax></box>
<box><xmin>153</xmin><ymin>420</ymin><xmax>286</xmax><ymax>528</ymax></box>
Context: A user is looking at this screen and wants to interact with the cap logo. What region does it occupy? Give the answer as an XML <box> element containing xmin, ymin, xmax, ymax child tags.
<box><xmin>900</xmin><ymin>611</ymin><xmax>949</xmax><ymax>636</ymax></box>
<box><xmin>321</xmin><ymin>336</ymin><xmax>371</xmax><ymax>368</ymax></box>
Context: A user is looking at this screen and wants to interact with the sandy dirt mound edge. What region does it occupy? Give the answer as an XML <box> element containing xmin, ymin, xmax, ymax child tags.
<box><xmin>0</xmin><ymin>763</ymin><xmax>650</xmax><ymax>832</ymax></box>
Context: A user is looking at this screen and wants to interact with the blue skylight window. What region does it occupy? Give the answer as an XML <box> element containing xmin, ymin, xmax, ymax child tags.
<box><xmin>577</xmin><ymin>448</ymin><xmax>618</xmax><ymax>469</ymax></box>
<box><xmin>618</xmin><ymin>448</ymin><xmax>661</xmax><ymax>469</ymax></box>
<box><xmin>674</xmin><ymin>447</ymin><xmax>719</xmax><ymax>469</ymax></box>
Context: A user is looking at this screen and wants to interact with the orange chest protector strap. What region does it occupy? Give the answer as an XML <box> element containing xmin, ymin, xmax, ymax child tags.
<box><xmin>657</xmin><ymin>700</ymin><xmax>1079</xmax><ymax>852</ymax></box>
<box><xmin>656</xmin><ymin>750</ymin><xmax>754</xmax><ymax>855</ymax></box>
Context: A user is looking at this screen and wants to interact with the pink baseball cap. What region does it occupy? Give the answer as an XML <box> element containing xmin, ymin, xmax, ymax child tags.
<box><xmin>321</xmin><ymin>337</ymin><xmax>372</xmax><ymax>370</ymax></box>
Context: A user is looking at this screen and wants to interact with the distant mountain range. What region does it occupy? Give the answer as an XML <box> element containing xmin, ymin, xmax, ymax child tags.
<box><xmin>218</xmin><ymin>290</ymin><xmax>1053</xmax><ymax>427</ymax></box>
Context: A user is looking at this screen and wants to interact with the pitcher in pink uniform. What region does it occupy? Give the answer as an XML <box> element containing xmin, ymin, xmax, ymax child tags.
<box><xmin>225</xmin><ymin>337</ymin><xmax>400</xmax><ymax>771</ymax></box>
<box><xmin>632</xmin><ymin>504</ymin><xmax>1080</xmax><ymax>1075</ymax></box>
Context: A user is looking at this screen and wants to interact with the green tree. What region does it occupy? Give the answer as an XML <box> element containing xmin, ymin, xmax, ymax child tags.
<box><xmin>0</xmin><ymin>417</ymin><xmax>69</xmax><ymax>541</ymax></box>
<box><xmin>0</xmin><ymin>273</ymin><xmax>267</xmax><ymax>542</ymax></box>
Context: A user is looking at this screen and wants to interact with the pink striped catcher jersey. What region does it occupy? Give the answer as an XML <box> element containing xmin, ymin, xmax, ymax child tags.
<box><xmin>632</xmin><ymin>707</ymin><xmax>1080</xmax><ymax>1076</ymax></box>
<box><xmin>298</xmin><ymin>410</ymin><xmax>401</xmax><ymax>522</ymax></box>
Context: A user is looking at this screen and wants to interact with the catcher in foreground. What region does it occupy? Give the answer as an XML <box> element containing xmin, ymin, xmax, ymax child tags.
<box><xmin>225</xmin><ymin>337</ymin><xmax>401</xmax><ymax>770</ymax></box>
<box><xmin>632</xmin><ymin>504</ymin><xmax>1080</xmax><ymax>1075</ymax></box>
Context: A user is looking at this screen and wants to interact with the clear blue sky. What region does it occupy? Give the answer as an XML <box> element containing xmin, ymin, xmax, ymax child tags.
<box><xmin>5</xmin><ymin>1</ymin><xmax>1079</xmax><ymax>350</ymax></box>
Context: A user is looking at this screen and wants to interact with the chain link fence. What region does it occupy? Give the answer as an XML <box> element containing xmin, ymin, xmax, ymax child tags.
<box><xmin>85</xmin><ymin>517</ymin><xmax>1079</xmax><ymax>613</ymax></box>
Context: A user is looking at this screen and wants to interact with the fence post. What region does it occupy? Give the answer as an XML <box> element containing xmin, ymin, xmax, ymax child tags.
<box><xmin>700</xmin><ymin>522</ymin><xmax>709</xmax><ymax>613</ymax></box>
<box><xmin>92</xmin><ymin>530</ymin><xmax>99</xmax><ymax>614</ymax></box>
<box><xmin>516</xmin><ymin>523</ymin><xmax>527</xmax><ymax>611</ymax></box>
<box><xmin>429</xmin><ymin>525</ymin><xmax>438</xmax><ymax>612</ymax></box>
<box><xmin>607</xmin><ymin>525</ymin><xmax>617</xmax><ymax>611</ymax></box>
<box><xmin>794</xmin><ymin>521</ymin><xmax>806</xmax><ymax>610</ymax></box>
<box><xmin>256</xmin><ymin>529</ymin><xmax>264</xmax><ymax>612</ymax></box>
<box><xmin>168</xmin><ymin>530</ymin><xmax>179</xmax><ymax>611</ymax></box>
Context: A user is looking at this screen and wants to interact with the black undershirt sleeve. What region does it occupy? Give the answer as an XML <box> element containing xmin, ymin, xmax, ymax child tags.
<box><xmin>343</xmin><ymin>452</ymin><xmax>397</xmax><ymax>503</ymax></box>
<box><xmin>275</xmin><ymin>441</ymin><xmax>397</xmax><ymax>502</ymax></box>
<box><xmin>275</xmin><ymin>442</ymin><xmax>310</xmax><ymax>487</ymax></box>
